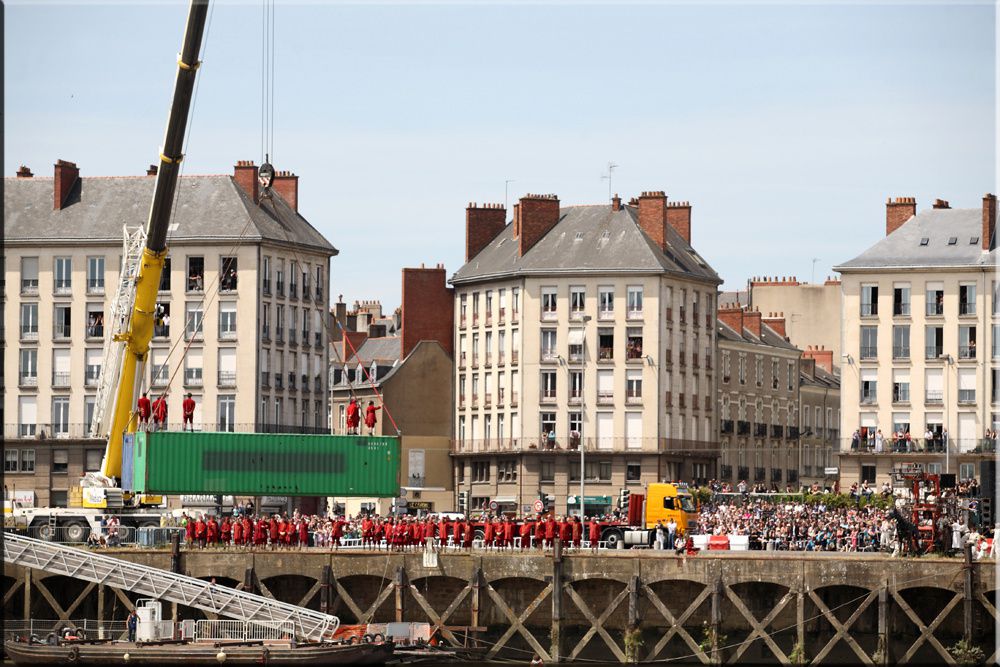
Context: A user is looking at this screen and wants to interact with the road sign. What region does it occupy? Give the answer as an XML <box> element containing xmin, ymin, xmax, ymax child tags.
<box><xmin>532</xmin><ymin>499</ymin><xmax>545</xmax><ymax>513</ymax></box>
<box><xmin>824</xmin><ymin>467</ymin><xmax>839</xmax><ymax>476</ymax></box>
<box><xmin>488</xmin><ymin>500</ymin><xmax>499</xmax><ymax>512</ymax></box>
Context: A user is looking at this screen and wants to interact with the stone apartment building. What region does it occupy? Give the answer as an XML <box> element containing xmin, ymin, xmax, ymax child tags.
<box><xmin>742</xmin><ymin>276</ymin><xmax>843</xmax><ymax>362</ymax></box>
<box><xmin>329</xmin><ymin>265</ymin><xmax>455</xmax><ymax>516</ymax></box>
<box><xmin>450</xmin><ymin>191</ymin><xmax>721</xmax><ymax>516</ymax></box>
<box><xmin>4</xmin><ymin>159</ymin><xmax>337</xmax><ymax>507</ymax></box>
<box><xmin>716</xmin><ymin>306</ymin><xmax>804</xmax><ymax>489</ymax></box>
<box><xmin>834</xmin><ymin>195</ymin><xmax>997</xmax><ymax>486</ymax></box>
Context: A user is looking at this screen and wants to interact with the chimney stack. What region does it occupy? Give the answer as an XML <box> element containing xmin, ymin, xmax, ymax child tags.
<box><xmin>515</xmin><ymin>194</ymin><xmax>560</xmax><ymax>257</ymax></box>
<box><xmin>53</xmin><ymin>159</ymin><xmax>79</xmax><ymax>210</ymax></box>
<box><xmin>465</xmin><ymin>202</ymin><xmax>507</xmax><ymax>262</ymax></box>
<box><xmin>666</xmin><ymin>200</ymin><xmax>692</xmax><ymax>244</ymax></box>
<box><xmin>803</xmin><ymin>345</ymin><xmax>834</xmax><ymax>373</ymax></box>
<box><xmin>233</xmin><ymin>160</ymin><xmax>259</xmax><ymax>204</ymax></box>
<box><xmin>717</xmin><ymin>304</ymin><xmax>744</xmax><ymax>336</ymax></box>
<box><xmin>637</xmin><ymin>191</ymin><xmax>669</xmax><ymax>250</ymax></box>
<box><xmin>612</xmin><ymin>193</ymin><xmax>622</xmax><ymax>211</ymax></box>
<box><xmin>401</xmin><ymin>265</ymin><xmax>455</xmax><ymax>358</ymax></box>
<box><xmin>272</xmin><ymin>170</ymin><xmax>299</xmax><ymax>212</ymax></box>
<box><xmin>885</xmin><ymin>196</ymin><xmax>916</xmax><ymax>236</ymax></box>
<box><xmin>16</xmin><ymin>165</ymin><xmax>33</xmax><ymax>178</ymax></box>
<box><xmin>932</xmin><ymin>198</ymin><xmax>950</xmax><ymax>209</ymax></box>
<box><xmin>743</xmin><ymin>308</ymin><xmax>762</xmax><ymax>338</ymax></box>
<box><xmin>763</xmin><ymin>311</ymin><xmax>787</xmax><ymax>338</ymax></box>
<box><xmin>984</xmin><ymin>193</ymin><xmax>997</xmax><ymax>251</ymax></box>
<box><xmin>146</xmin><ymin>164</ymin><xmax>158</xmax><ymax>176</ymax></box>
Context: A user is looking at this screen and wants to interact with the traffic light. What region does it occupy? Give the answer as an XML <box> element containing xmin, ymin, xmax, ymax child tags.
<box><xmin>619</xmin><ymin>488</ymin><xmax>630</xmax><ymax>511</ymax></box>
<box><xmin>457</xmin><ymin>491</ymin><xmax>469</xmax><ymax>515</ymax></box>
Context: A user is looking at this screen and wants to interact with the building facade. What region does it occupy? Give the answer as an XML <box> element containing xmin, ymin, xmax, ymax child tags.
<box><xmin>329</xmin><ymin>265</ymin><xmax>455</xmax><ymax>516</ymax></box>
<box><xmin>716</xmin><ymin>306</ymin><xmax>803</xmax><ymax>490</ymax></box>
<box><xmin>4</xmin><ymin>159</ymin><xmax>337</xmax><ymax>506</ymax></box>
<box><xmin>451</xmin><ymin>192</ymin><xmax>721</xmax><ymax>516</ymax></box>
<box><xmin>798</xmin><ymin>356</ymin><xmax>840</xmax><ymax>489</ymax></box>
<box><xmin>834</xmin><ymin>195</ymin><xmax>996</xmax><ymax>486</ymax></box>
<box><xmin>743</xmin><ymin>276</ymin><xmax>843</xmax><ymax>362</ymax></box>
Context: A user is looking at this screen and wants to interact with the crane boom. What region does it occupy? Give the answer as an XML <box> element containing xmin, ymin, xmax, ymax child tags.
<box><xmin>100</xmin><ymin>0</ymin><xmax>211</xmax><ymax>481</ymax></box>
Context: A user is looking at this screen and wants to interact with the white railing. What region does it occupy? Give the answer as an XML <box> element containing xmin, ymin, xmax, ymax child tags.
<box><xmin>195</xmin><ymin>619</ymin><xmax>295</xmax><ymax>642</ymax></box>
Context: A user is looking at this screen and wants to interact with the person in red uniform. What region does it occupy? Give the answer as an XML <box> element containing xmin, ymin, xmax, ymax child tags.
<box><xmin>268</xmin><ymin>515</ymin><xmax>279</xmax><ymax>549</ymax></box>
<box><xmin>462</xmin><ymin>519</ymin><xmax>473</xmax><ymax>550</ymax></box>
<box><xmin>184</xmin><ymin>513</ymin><xmax>195</xmax><ymax>546</ymax></box>
<box><xmin>361</xmin><ymin>516</ymin><xmax>374</xmax><ymax>549</ymax></box>
<box><xmin>588</xmin><ymin>517</ymin><xmax>601</xmax><ymax>553</ymax></box>
<box><xmin>152</xmin><ymin>393</ymin><xmax>168</xmax><ymax>431</ymax></box>
<box><xmin>346</xmin><ymin>398</ymin><xmax>361</xmax><ymax>435</ymax></box>
<box><xmin>544</xmin><ymin>515</ymin><xmax>556</xmax><ymax>549</ymax></box>
<box><xmin>374</xmin><ymin>519</ymin><xmax>385</xmax><ymax>550</ymax></box>
<box><xmin>220</xmin><ymin>516</ymin><xmax>232</xmax><ymax>546</ymax></box>
<box><xmin>298</xmin><ymin>517</ymin><xmax>310</xmax><ymax>549</ymax></box>
<box><xmin>502</xmin><ymin>518</ymin><xmax>515</xmax><ymax>550</ymax></box>
<box><xmin>254</xmin><ymin>517</ymin><xmax>267</xmax><ymax>547</ymax></box>
<box><xmin>534</xmin><ymin>518</ymin><xmax>545</xmax><ymax>550</ymax></box>
<box><xmin>571</xmin><ymin>517</ymin><xmax>582</xmax><ymax>550</ymax></box>
<box><xmin>182</xmin><ymin>393</ymin><xmax>196</xmax><ymax>432</ymax></box>
<box><xmin>243</xmin><ymin>516</ymin><xmax>253</xmax><ymax>547</ymax></box>
<box><xmin>436</xmin><ymin>516</ymin><xmax>448</xmax><ymax>547</ymax></box>
<box><xmin>194</xmin><ymin>515</ymin><xmax>207</xmax><ymax>549</ymax></box>
<box><xmin>206</xmin><ymin>516</ymin><xmax>219</xmax><ymax>546</ymax></box>
<box><xmin>232</xmin><ymin>516</ymin><xmax>242</xmax><ymax>546</ymax></box>
<box><xmin>452</xmin><ymin>518</ymin><xmax>463</xmax><ymax>550</ymax></box>
<box><xmin>483</xmin><ymin>518</ymin><xmax>495</xmax><ymax>551</ymax></box>
<box><xmin>558</xmin><ymin>516</ymin><xmax>572</xmax><ymax>547</ymax></box>
<box><xmin>519</xmin><ymin>519</ymin><xmax>532</xmax><ymax>550</ymax></box>
<box><xmin>137</xmin><ymin>392</ymin><xmax>152</xmax><ymax>431</ymax></box>
<box><xmin>332</xmin><ymin>517</ymin><xmax>344</xmax><ymax>550</ymax></box>
<box><xmin>364</xmin><ymin>401</ymin><xmax>381</xmax><ymax>435</ymax></box>
<box><xmin>277</xmin><ymin>516</ymin><xmax>289</xmax><ymax>548</ymax></box>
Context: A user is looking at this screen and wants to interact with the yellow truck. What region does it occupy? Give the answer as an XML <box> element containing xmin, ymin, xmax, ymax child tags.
<box><xmin>599</xmin><ymin>482</ymin><xmax>701</xmax><ymax>548</ymax></box>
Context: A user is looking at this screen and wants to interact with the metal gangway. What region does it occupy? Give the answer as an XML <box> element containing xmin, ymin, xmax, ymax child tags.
<box><xmin>4</xmin><ymin>533</ymin><xmax>339</xmax><ymax>642</ymax></box>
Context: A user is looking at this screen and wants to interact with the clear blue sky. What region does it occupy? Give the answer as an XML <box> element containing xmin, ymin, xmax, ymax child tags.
<box><xmin>7</xmin><ymin>1</ymin><xmax>996</xmax><ymax>308</ymax></box>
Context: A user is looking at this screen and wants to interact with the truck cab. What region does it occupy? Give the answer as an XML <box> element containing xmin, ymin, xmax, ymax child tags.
<box><xmin>643</xmin><ymin>483</ymin><xmax>699</xmax><ymax>533</ymax></box>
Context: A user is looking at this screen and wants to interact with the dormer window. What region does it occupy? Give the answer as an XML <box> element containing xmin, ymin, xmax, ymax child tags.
<box><xmin>919</xmin><ymin>238</ymin><xmax>929</xmax><ymax>246</ymax></box>
<box><xmin>948</xmin><ymin>237</ymin><xmax>958</xmax><ymax>246</ymax></box>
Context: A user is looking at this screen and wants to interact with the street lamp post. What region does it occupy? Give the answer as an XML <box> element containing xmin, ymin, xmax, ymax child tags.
<box><xmin>580</xmin><ymin>315</ymin><xmax>592</xmax><ymax>519</ymax></box>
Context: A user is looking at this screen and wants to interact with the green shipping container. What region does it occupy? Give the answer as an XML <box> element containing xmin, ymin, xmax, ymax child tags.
<box><xmin>128</xmin><ymin>432</ymin><xmax>400</xmax><ymax>497</ymax></box>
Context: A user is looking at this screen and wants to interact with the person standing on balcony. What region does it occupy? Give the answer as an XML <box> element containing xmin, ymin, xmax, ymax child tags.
<box><xmin>364</xmin><ymin>401</ymin><xmax>381</xmax><ymax>435</ymax></box>
<box><xmin>137</xmin><ymin>392</ymin><xmax>152</xmax><ymax>431</ymax></box>
<box><xmin>182</xmin><ymin>393</ymin><xmax>196</xmax><ymax>432</ymax></box>
<box><xmin>152</xmin><ymin>393</ymin><xmax>168</xmax><ymax>431</ymax></box>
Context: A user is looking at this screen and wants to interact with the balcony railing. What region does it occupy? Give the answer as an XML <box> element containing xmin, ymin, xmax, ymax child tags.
<box><xmin>754</xmin><ymin>423</ymin><xmax>767</xmax><ymax>437</ymax></box>
<box><xmin>262</xmin><ymin>279</ymin><xmax>271</xmax><ymax>295</ymax></box>
<box><xmin>842</xmin><ymin>435</ymin><xmax>996</xmax><ymax>455</ymax></box>
<box><xmin>625</xmin><ymin>391</ymin><xmax>642</xmax><ymax>405</ymax></box>
<box><xmin>860</xmin><ymin>346</ymin><xmax>878</xmax><ymax>360</ymax></box>
<box><xmin>925</xmin><ymin>390</ymin><xmax>943</xmax><ymax>404</ymax></box>
<box><xmin>54</xmin><ymin>280</ymin><xmax>72</xmax><ymax>295</ymax></box>
<box><xmin>260</xmin><ymin>371</ymin><xmax>270</xmax><ymax>387</ymax></box>
<box><xmin>771</xmin><ymin>468</ymin><xmax>782</xmax><ymax>483</ymax></box>
<box><xmin>511</xmin><ymin>350</ymin><xmax>519</xmax><ymax>364</ymax></box>
<box><xmin>315</xmin><ymin>332</ymin><xmax>322</xmax><ymax>347</ymax></box>
<box><xmin>301</xmin><ymin>330</ymin><xmax>311</xmax><ymax>347</ymax></box>
<box><xmin>598</xmin><ymin>347</ymin><xmax>613</xmax><ymax>361</ymax></box>
<box><xmin>959</xmin><ymin>345</ymin><xmax>977</xmax><ymax>360</ymax></box>
<box><xmin>720</xmin><ymin>419</ymin><xmax>734</xmax><ymax>434</ymax></box>
<box><xmin>893</xmin><ymin>303</ymin><xmax>910</xmax><ymax>316</ymax></box>
<box><xmin>720</xmin><ymin>464</ymin><xmax>733</xmax><ymax>479</ymax></box>
<box><xmin>484</xmin><ymin>393</ymin><xmax>492</xmax><ymax>407</ymax></box>
<box><xmin>540</xmin><ymin>351</ymin><xmax>558</xmax><ymax>364</ymax></box>
<box><xmin>737</xmin><ymin>420</ymin><xmax>751</xmax><ymax>435</ymax></box>
<box><xmin>54</xmin><ymin>325</ymin><xmax>72</xmax><ymax>340</ymax></box>
<box><xmin>959</xmin><ymin>302</ymin><xmax>975</xmax><ymax>315</ymax></box>
<box><xmin>788</xmin><ymin>426</ymin><xmax>800</xmax><ymax>439</ymax></box>
<box><xmin>926</xmin><ymin>302</ymin><xmax>944</xmax><ymax>316</ymax></box>
<box><xmin>21</xmin><ymin>280</ymin><xmax>39</xmax><ymax>295</ymax></box>
<box><xmin>568</xmin><ymin>392</ymin><xmax>582</xmax><ymax>405</ymax></box>
<box><xmin>288</xmin><ymin>330</ymin><xmax>297</xmax><ymax>345</ymax></box>
<box><xmin>540</xmin><ymin>390</ymin><xmax>557</xmax><ymax>404</ymax></box>
<box><xmin>185</xmin><ymin>369</ymin><xmax>203</xmax><ymax>387</ymax></box>
<box><xmin>289</xmin><ymin>283</ymin><xmax>298</xmax><ymax>299</ymax></box>
<box><xmin>449</xmin><ymin>435</ymin><xmax>718</xmax><ymax>455</ymax></box>
<box><xmin>274</xmin><ymin>373</ymin><xmax>283</xmax><ymax>389</ymax></box>
<box><xmin>926</xmin><ymin>345</ymin><xmax>944</xmax><ymax>359</ymax></box>
<box><xmin>315</xmin><ymin>375</ymin><xmax>322</xmax><ymax>392</ymax></box>
<box><xmin>754</xmin><ymin>467</ymin><xmax>766</xmax><ymax>482</ymax></box>
<box><xmin>87</xmin><ymin>278</ymin><xmax>105</xmax><ymax>294</ymax></box>
<box><xmin>958</xmin><ymin>389</ymin><xmax>976</xmax><ymax>404</ymax></box>
<box><xmin>287</xmin><ymin>372</ymin><xmax>297</xmax><ymax>389</ymax></box>
<box><xmin>892</xmin><ymin>346</ymin><xmax>910</xmax><ymax>359</ymax></box>
<box><xmin>20</xmin><ymin>327</ymin><xmax>39</xmax><ymax>342</ymax></box>
<box><xmin>498</xmin><ymin>308</ymin><xmax>506</xmax><ymax>324</ymax></box>
<box><xmin>510</xmin><ymin>392</ymin><xmax>518</xmax><ymax>407</ymax></box>
<box><xmin>52</xmin><ymin>372</ymin><xmax>71</xmax><ymax>388</ymax></box>
<box><xmin>85</xmin><ymin>370</ymin><xmax>101</xmax><ymax>387</ymax></box>
<box><xmin>597</xmin><ymin>391</ymin><xmax>614</xmax><ymax>405</ymax></box>
<box><xmin>770</xmin><ymin>424</ymin><xmax>784</xmax><ymax>439</ymax></box>
<box><xmin>738</xmin><ymin>466</ymin><xmax>749</xmax><ymax>481</ymax></box>
<box><xmin>19</xmin><ymin>374</ymin><xmax>38</xmax><ymax>388</ymax></box>
<box><xmin>860</xmin><ymin>393</ymin><xmax>877</xmax><ymax>405</ymax></box>
<box><xmin>301</xmin><ymin>374</ymin><xmax>311</xmax><ymax>393</ymax></box>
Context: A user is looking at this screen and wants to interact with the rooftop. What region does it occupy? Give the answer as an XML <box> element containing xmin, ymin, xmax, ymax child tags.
<box><xmin>835</xmin><ymin>206</ymin><xmax>993</xmax><ymax>271</ymax></box>
<box><xmin>451</xmin><ymin>203</ymin><xmax>720</xmax><ymax>285</ymax></box>
<box><xmin>5</xmin><ymin>173</ymin><xmax>337</xmax><ymax>255</ymax></box>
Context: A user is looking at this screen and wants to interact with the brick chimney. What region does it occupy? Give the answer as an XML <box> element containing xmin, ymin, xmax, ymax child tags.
<box><xmin>637</xmin><ymin>191</ymin><xmax>668</xmax><ymax>250</ymax></box>
<box><xmin>53</xmin><ymin>159</ymin><xmax>79</xmax><ymax>210</ymax></box>
<box><xmin>803</xmin><ymin>345</ymin><xmax>834</xmax><ymax>373</ymax></box>
<box><xmin>983</xmin><ymin>193</ymin><xmax>997</xmax><ymax>251</ymax></box>
<box><xmin>800</xmin><ymin>357</ymin><xmax>816</xmax><ymax>379</ymax></box>
<box><xmin>146</xmin><ymin>164</ymin><xmax>158</xmax><ymax>176</ymax></box>
<box><xmin>666</xmin><ymin>200</ymin><xmax>692</xmax><ymax>244</ymax></box>
<box><xmin>16</xmin><ymin>165</ymin><xmax>33</xmax><ymax>178</ymax></box>
<box><xmin>932</xmin><ymin>198</ymin><xmax>950</xmax><ymax>209</ymax></box>
<box><xmin>401</xmin><ymin>263</ymin><xmax>454</xmax><ymax>358</ymax></box>
<box><xmin>272</xmin><ymin>170</ymin><xmax>299</xmax><ymax>212</ymax></box>
<box><xmin>341</xmin><ymin>331</ymin><xmax>369</xmax><ymax>363</ymax></box>
<box><xmin>515</xmin><ymin>194</ymin><xmax>560</xmax><ymax>257</ymax></box>
<box><xmin>233</xmin><ymin>160</ymin><xmax>259</xmax><ymax>204</ymax></box>
<box><xmin>885</xmin><ymin>196</ymin><xmax>916</xmax><ymax>236</ymax></box>
<box><xmin>717</xmin><ymin>304</ymin><xmax>744</xmax><ymax>335</ymax></box>
<box><xmin>611</xmin><ymin>193</ymin><xmax>622</xmax><ymax>211</ymax></box>
<box><xmin>763</xmin><ymin>311</ymin><xmax>786</xmax><ymax>338</ymax></box>
<box><xmin>743</xmin><ymin>308</ymin><xmax>762</xmax><ymax>338</ymax></box>
<box><xmin>465</xmin><ymin>203</ymin><xmax>507</xmax><ymax>262</ymax></box>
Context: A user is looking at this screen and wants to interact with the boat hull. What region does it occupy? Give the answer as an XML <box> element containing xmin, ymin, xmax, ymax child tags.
<box><xmin>3</xmin><ymin>639</ymin><xmax>393</xmax><ymax>666</ymax></box>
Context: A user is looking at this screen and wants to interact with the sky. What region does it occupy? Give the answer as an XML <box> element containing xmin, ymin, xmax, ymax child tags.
<box><xmin>6</xmin><ymin>1</ymin><xmax>997</xmax><ymax>309</ymax></box>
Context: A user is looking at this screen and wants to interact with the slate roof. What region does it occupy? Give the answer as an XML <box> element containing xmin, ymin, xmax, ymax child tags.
<box><xmin>347</xmin><ymin>336</ymin><xmax>401</xmax><ymax>365</ymax></box>
<box><xmin>4</xmin><ymin>175</ymin><xmax>337</xmax><ymax>254</ymax></box>
<box><xmin>835</xmin><ymin>206</ymin><xmax>993</xmax><ymax>271</ymax></box>
<box><xmin>801</xmin><ymin>363</ymin><xmax>840</xmax><ymax>390</ymax></box>
<box><xmin>716</xmin><ymin>320</ymin><xmax>799</xmax><ymax>352</ymax></box>
<box><xmin>451</xmin><ymin>204</ymin><xmax>720</xmax><ymax>285</ymax></box>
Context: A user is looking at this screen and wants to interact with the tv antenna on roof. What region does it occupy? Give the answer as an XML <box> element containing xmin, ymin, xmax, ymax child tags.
<box><xmin>601</xmin><ymin>162</ymin><xmax>618</xmax><ymax>201</ymax></box>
